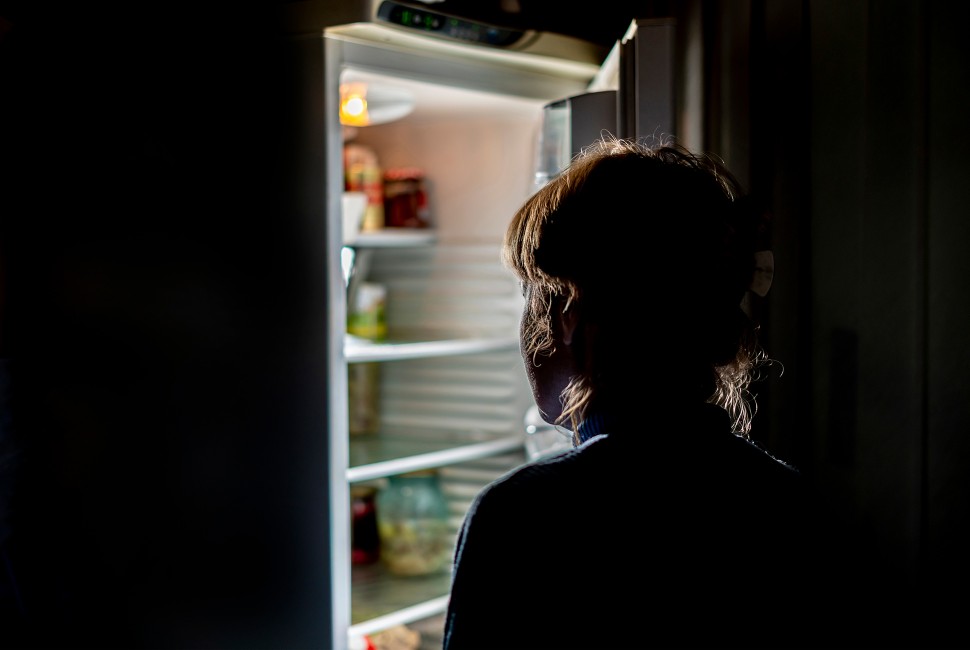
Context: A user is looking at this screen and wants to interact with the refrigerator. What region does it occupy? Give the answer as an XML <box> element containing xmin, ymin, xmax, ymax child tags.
<box><xmin>290</xmin><ymin>4</ymin><xmax>676</xmax><ymax>648</ymax></box>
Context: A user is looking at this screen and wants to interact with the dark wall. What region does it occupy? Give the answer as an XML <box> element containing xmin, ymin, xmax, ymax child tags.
<box><xmin>0</xmin><ymin>4</ymin><xmax>332</xmax><ymax>647</ymax></box>
<box><xmin>692</xmin><ymin>0</ymin><xmax>970</xmax><ymax>639</ymax></box>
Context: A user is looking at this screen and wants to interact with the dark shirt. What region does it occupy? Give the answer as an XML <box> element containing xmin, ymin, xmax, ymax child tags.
<box><xmin>442</xmin><ymin>404</ymin><xmax>881</xmax><ymax>649</ymax></box>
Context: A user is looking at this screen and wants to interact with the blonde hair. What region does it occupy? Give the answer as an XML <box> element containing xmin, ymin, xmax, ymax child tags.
<box><xmin>503</xmin><ymin>137</ymin><xmax>769</xmax><ymax>438</ymax></box>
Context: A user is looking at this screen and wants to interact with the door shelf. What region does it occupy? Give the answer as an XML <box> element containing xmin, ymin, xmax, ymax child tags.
<box><xmin>348</xmin><ymin>432</ymin><xmax>524</xmax><ymax>483</ymax></box>
<box><xmin>345</xmin><ymin>336</ymin><xmax>519</xmax><ymax>363</ymax></box>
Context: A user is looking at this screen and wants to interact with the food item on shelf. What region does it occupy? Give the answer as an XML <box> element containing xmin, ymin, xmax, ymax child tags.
<box><xmin>347</xmin><ymin>282</ymin><xmax>387</xmax><ymax>436</ymax></box>
<box><xmin>376</xmin><ymin>470</ymin><xmax>453</xmax><ymax>577</ymax></box>
<box><xmin>344</xmin><ymin>143</ymin><xmax>385</xmax><ymax>232</ymax></box>
<box><xmin>348</xmin><ymin>362</ymin><xmax>381</xmax><ymax>436</ymax></box>
<box><xmin>342</xmin><ymin>190</ymin><xmax>368</xmax><ymax>244</ymax></box>
<box><xmin>348</xmin><ymin>633</ymin><xmax>377</xmax><ymax>650</ymax></box>
<box><xmin>369</xmin><ymin>624</ymin><xmax>421</xmax><ymax>650</ymax></box>
<box><xmin>383</xmin><ymin>167</ymin><xmax>430</xmax><ymax>229</ymax></box>
<box><xmin>350</xmin><ymin>485</ymin><xmax>381</xmax><ymax>565</ymax></box>
<box><xmin>347</xmin><ymin>282</ymin><xmax>387</xmax><ymax>342</ymax></box>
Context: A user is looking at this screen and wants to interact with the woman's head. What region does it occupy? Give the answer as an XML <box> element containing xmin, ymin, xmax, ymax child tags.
<box><xmin>503</xmin><ymin>137</ymin><xmax>768</xmax><ymax>437</ymax></box>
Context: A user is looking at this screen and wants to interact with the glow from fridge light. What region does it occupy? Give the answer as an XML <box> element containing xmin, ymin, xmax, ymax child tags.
<box><xmin>339</xmin><ymin>80</ymin><xmax>415</xmax><ymax>126</ymax></box>
<box><xmin>343</xmin><ymin>96</ymin><xmax>366</xmax><ymax>118</ymax></box>
<box><xmin>339</xmin><ymin>83</ymin><xmax>370</xmax><ymax>127</ymax></box>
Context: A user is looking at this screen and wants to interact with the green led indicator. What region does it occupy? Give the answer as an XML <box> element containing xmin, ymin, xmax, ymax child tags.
<box><xmin>401</xmin><ymin>10</ymin><xmax>410</xmax><ymax>25</ymax></box>
<box><xmin>424</xmin><ymin>14</ymin><xmax>433</xmax><ymax>28</ymax></box>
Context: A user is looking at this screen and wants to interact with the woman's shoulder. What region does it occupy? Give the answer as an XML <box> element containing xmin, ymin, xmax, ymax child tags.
<box><xmin>482</xmin><ymin>437</ymin><xmax>604</xmax><ymax>491</ymax></box>
<box><xmin>464</xmin><ymin>437</ymin><xmax>610</xmax><ymax>517</ymax></box>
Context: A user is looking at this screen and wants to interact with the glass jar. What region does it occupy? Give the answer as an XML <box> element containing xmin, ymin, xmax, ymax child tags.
<box><xmin>383</xmin><ymin>167</ymin><xmax>430</xmax><ymax>229</ymax></box>
<box><xmin>376</xmin><ymin>470</ymin><xmax>452</xmax><ymax>577</ymax></box>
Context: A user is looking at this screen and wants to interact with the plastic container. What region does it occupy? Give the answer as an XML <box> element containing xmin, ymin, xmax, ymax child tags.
<box><xmin>376</xmin><ymin>470</ymin><xmax>453</xmax><ymax>577</ymax></box>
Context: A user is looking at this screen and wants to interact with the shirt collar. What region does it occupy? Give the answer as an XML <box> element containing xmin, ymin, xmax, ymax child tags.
<box><xmin>576</xmin><ymin>412</ymin><xmax>610</xmax><ymax>444</ymax></box>
<box><xmin>575</xmin><ymin>403</ymin><xmax>734</xmax><ymax>446</ymax></box>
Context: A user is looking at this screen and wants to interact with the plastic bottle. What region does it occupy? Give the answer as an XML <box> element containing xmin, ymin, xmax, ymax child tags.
<box><xmin>347</xmin><ymin>282</ymin><xmax>387</xmax><ymax>436</ymax></box>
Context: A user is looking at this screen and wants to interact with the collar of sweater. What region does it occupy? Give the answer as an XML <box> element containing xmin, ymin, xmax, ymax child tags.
<box><xmin>575</xmin><ymin>402</ymin><xmax>733</xmax><ymax>446</ymax></box>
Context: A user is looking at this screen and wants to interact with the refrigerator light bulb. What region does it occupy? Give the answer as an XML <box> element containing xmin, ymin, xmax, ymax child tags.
<box><xmin>340</xmin><ymin>85</ymin><xmax>370</xmax><ymax>127</ymax></box>
<box><xmin>339</xmin><ymin>79</ymin><xmax>415</xmax><ymax>126</ymax></box>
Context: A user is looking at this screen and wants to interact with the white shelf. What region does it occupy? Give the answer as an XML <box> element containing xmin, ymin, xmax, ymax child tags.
<box><xmin>347</xmin><ymin>434</ymin><xmax>524</xmax><ymax>483</ymax></box>
<box><xmin>345</xmin><ymin>336</ymin><xmax>519</xmax><ymax>363</ymax></box>
<box><xmin>349</xmin><ymin>595</ymin><xmax>450</xmax><ymax>640</ymax></box>
<box><xmin>348</xmin><ymin>229</ymin><xmax>436</xmax><ymax>248</ymax></box>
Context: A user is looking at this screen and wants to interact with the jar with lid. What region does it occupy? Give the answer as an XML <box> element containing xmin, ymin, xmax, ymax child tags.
<box><xmin>375</xmin><ymin>470</ymin><xmax>452</xmax><ymax>577</ymax></box>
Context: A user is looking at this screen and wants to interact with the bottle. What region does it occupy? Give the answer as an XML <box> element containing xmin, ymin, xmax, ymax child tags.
<box><xmin>344</xmin><ymin>143</ymin><xmax>385</xmax><ymax>232</ymax></box>
<box><xmin>376</xmin><ymin>470</ymin><xmax>453</xmax><ymax>577</ymax></box>
<box><xmin>347</xmin><ymin>282</ymin><xmax>387</xmax><ymax>436</ymax></box>
<box><xmin>347</xmin><ymin>282</ymin><xmax>387</xmax><ymax>341</ymax></box>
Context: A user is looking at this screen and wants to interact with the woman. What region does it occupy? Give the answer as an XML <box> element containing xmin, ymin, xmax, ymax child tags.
<box><xmin>442</xmin><ymin>138</ymin><xmax>883</xmax><ymax>649</ymax></box>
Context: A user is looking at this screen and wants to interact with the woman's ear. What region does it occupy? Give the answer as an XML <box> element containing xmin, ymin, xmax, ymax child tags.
<box><xmin>558</xmin><ymin>297</ymin><xmax>580</xmax><ymax>346</ymax></box>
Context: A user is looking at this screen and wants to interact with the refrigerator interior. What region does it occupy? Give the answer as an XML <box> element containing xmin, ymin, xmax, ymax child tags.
<box><xmin>337</xmin><ymin>63</ymin><xmax>570</xmax><ymax>649</ymax></box>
